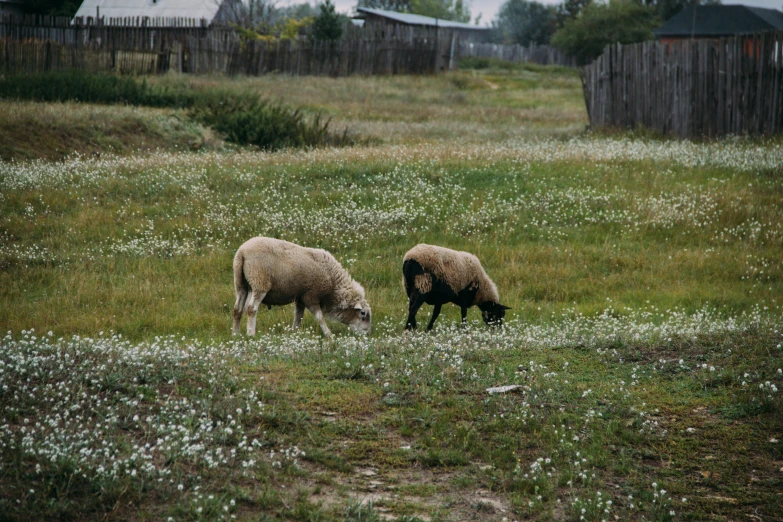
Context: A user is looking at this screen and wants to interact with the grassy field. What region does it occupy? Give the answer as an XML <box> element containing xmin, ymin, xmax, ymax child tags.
<box><xmin>1</xmin><ymin>65</ymin><xmax>782</xmax><ymax>521</ymax></box>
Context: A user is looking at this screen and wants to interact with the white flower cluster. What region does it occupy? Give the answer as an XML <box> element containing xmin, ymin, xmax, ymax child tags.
<box><xmin>0</xmin><ymin>331</ymin><xmax>273</xmax><ymax>487</ymax></box>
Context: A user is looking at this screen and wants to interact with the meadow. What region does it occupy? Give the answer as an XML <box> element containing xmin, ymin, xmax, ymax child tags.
<box><xmin>0</xmin><ymin>64</ymin><xmax>782</xmax><ymax>521</ymax></box>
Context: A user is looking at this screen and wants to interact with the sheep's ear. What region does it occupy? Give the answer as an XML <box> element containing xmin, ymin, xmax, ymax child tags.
<box><xmin>354</xmin><ymin>303</ymin><xmax>363</xmax><ymax>310</ymax></box>
<box><xmin>498</xmin><ymin>304</ymin><xmax>511</xmax><ymax>310</ymax></box>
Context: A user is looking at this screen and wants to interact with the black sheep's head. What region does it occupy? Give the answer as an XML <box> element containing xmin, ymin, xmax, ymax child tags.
<box><xmin>481</xmin><ymin>302</ymin><xmax>511</xmax><ymax>326</ymax></box>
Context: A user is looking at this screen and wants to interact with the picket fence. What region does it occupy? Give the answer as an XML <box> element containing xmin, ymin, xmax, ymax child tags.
<box><xmin>582</xmin><ymin>32</ymin><xmax>783</xmax><ymax>137</ymax></box>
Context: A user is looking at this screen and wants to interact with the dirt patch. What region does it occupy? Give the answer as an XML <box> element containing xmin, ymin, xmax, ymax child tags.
<box><xmin>302</xmin><ymin>463</ymin><xmax>513</xmax><ymax>521</ymax></box>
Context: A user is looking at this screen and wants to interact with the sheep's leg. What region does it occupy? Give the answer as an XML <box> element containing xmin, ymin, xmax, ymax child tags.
<box><xmin>405</xmin><ymin>292</ymin><xmax>425</xmax><ymax>330</ymax></box>
<box><xmin>308</xmin><ymin>304</ymin><xmax>332</xmax><ymax>336</ymax></box>
<box><xmin>460</xmin><ymin>306</ymin><xmax>468</xmax><ymax>325</ymax></box>
<box><xmin>233</xmin><ymin>287</ymin><xmax>248</xmax><ymax>335</ymax></box>
<box><xmin>292</xmin><ymin>300</ymin><xmax>305</xmax><ymax>330</ymax></box>
<box><xmin>245</xmin><ymin>290</ymin><xmax>267</xmax><ymax>336</ymax></box>
<box><xmin>426</xmin><ymin>303</ymin><xmax>442</xmax><ymax>331</ymax></box>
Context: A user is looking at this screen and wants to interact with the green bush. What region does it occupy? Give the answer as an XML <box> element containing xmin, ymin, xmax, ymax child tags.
<box><xmin>190</xmin><ymin>90</ymin><xmax>350</xmax><ymax>150</ymax></box>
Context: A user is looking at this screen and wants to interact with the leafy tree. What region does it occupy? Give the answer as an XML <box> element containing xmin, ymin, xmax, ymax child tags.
<box><xmin>313</xmin><ymin>0</ymin><xmax>343</xmax><ymax>40</ymax></box>
<box><xmin>554</xmin><ymin>0</ymin><xmax>591</xmax><ymax>29</ymax></box>
<box><xmin>275</xmin><ymin>2</ymin><xmax>318</xmax><ymax>22</ymax></box>
<box><xmin>24</xmin><ymin>0</ymin><xmax>79</xmax><ymax>16</ymax></box>
<box><xmin>221</xmin><ymin>0</ymin><xmax>278</xmax><ymax>32</ymax></box>
<box><xmin>357</xmin><ymin>0</ymin><xmax>414</xmax><ymax>12</ymax></box>
<box><xmin>409</xmin><ymin>0</ymin><xmax>471</xmax><ymax>22</ymax></box>
<box><xmin>551</xmin><ymin>0</ymin><xmax>659</xmax><ymax>65</ymax></box>
<box><xmin>638</xmin><ymin>0</ymin><xmax>720</xmax><ymax>22</ymax></box>
<box><xmin>492</xmin><ymin>0</ymin><xmax>555</xmax><ymax>45</ymax></box>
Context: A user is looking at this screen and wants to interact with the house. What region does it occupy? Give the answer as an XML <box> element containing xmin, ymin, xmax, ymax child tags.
<box><xmin>73</xmin><ymin>0</ymin><xmax>237</xmax><ymax>25</ymax></box>
<box><xmin>654</xmin><ymin>4</ymin><xmax>783</xmax><ymax>43</ymax></box>
<box><xmin>0</xmin><ymin>0</ymin><xmax>24</xmax><ymax>16</ymax></box>
<box><xmin>355</xmin><ymin>7</ymin><xmax>491</xmax><ymax>43</ymax></box>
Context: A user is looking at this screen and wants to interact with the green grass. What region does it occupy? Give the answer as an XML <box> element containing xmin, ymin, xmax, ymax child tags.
<box><xmin>0</xmin><ymin>71</ymin><xmax>355</xmax><ymax>157</ymax></box>
<box><xmin>0</xmin><ymin>69</ymin><xmax>781</xmax><ymax>521</ymax></box>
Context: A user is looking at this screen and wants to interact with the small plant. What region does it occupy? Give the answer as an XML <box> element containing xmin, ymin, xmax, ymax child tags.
<box><xmin>569</xmin><ymin>490</ymin><xmax>613</xmax><ymax>521</ymax></box>
<box><xmin>343</xmin><ymin>499</ymin><xmax>381</xmax><ymax>522</ymax></box>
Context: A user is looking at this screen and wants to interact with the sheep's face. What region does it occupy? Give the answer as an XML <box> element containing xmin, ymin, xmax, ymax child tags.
<box><xmin>481</xmin><ymin>302</ymin><xmax>510</xmax><ymax>326</ymax></box>
<box><xmin>348</xmin><ymin>302</ymin><xmax>372</xmax><ymax>334</ymax></box>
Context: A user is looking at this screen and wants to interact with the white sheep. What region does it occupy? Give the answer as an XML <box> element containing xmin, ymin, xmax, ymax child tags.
<box><xmin>233</xmin><ymin>237</ymin><xmax>371</xmax><ymax>336</ymax></box>
<box><xmin>402</xmin><ymin>243</ymin><xmax>510</xmax><ymax>330</ymax></box>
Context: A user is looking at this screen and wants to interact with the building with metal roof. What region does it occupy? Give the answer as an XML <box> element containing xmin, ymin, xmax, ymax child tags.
<box><xmin>355</xmin><ymin>7</ymin><xmax>491</xmax><ymax>42</ymax></box>
<box><xmin>654</xmin><ymin>4</ymin><xmax>783</xmax><ymax>41</ymax></box>
<box><xmin>73</xmin><ymin>0</ymin><xmax>235</xmax><ymax>25</ymax></box>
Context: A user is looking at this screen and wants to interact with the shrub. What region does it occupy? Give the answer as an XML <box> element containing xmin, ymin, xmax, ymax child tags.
<box><xmin>189</xmin><ymin>90</ymin><xmax>350</xmax><ymax>150</ymax></box>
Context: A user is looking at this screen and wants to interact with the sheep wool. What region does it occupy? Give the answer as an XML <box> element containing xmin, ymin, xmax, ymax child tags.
<box><xmin>233</xmin><ymin>237</ymin><xmax>371</xmax><ymax>336</ymax></box>
<box><xmin>402</xmin><ymin>243</ymin><xmax>509</xmax><ymax>331</ymax></box>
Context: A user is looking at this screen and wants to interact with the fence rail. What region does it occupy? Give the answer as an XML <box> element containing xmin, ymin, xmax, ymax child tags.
<box><xmin>582</xmin><ymin>32</ymin><xmax>783</xmax><ymax>137</ymax></box>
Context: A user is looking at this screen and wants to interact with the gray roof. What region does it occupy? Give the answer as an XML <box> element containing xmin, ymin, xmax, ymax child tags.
<box><xmin>74</xmin><ymin>0</ymin><xmax>223</xmax><ymax>21</ymax></box>
<box><xmin>654</xmin><ymin>5</ymin><xmax>783</xmax><ymax>37</ymax></box>
<box><xmin>356</xmin><ymin>7</ymin><xmax>487</xmax><ymax>31</ymax></box>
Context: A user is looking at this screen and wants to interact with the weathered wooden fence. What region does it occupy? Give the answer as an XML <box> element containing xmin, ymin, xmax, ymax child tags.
<box><xmin>582</xmin><ymin>32</ymin><xmax>783</xmax><ymax>137</ymax></box>
<box><xmin>0</xmin><ymin>14</ymin><xmax>457</xmax><ymax>76</ymax></box>
<box><xmin>459</xmin><ymin>41</ymin><xmax>577</xmax><ymax>67</ymax></box>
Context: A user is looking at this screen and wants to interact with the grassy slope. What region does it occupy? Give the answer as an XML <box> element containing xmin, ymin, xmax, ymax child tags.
<box><xmin>0</xmin><ymin>67</ymin><xmax>781</xmax><ymax>521</ymax></box>
<box><xmin>148</xmin><ymin>65</ymin><xmax>586</xmax><ymax>144</ymax></box>
<box><xmin>0</xmin><ymin>101</ymin><xmax>215</xmax><ymax>162</ymax></box>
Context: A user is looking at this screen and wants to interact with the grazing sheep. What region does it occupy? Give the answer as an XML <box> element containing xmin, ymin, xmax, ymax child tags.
<box><xmin>402</xmin><ymin>244</ymin><xmax>509</xmax><ymax>331</ymax></box>
<box><xmin>233</xmin><ymin>237</ymin><xmax>371</xmax><ymax>336</ymax></box>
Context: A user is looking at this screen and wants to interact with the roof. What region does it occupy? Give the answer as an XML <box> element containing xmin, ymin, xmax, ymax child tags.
<box><xmin>74</xmin><ymin>0</ymin><xmax>223</xmax><ymax>21</ymax></box>
<box><xmin>356</xmin><ymin>7</ymin><xmax>488</xmax><ymax>31</ymax></box>
<box><xmin>654</xmin><ymin>5</ymin><xmax>783</xmax><ymax>37</ymax></box>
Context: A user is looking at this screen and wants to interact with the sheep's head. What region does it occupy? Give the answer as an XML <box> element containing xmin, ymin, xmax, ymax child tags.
<box><xmin>480</xmin><ymin>302</ymin><xmax>510</xmax><ymax>326</ymax></box>
<box><xmin>347</xmin><ymin>300</ymin><xmax>372</xmax><ymax>334</ymax></box>
<box><xmin>344</xmin><ymin>281</ymin><xmax>371</xmax><ymax>334</ymax></box>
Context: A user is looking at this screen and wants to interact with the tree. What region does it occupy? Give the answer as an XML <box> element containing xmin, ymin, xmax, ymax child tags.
<box><xmin>221</xmin><ymin>0</ymin><xmax>279</xmax><ymax>32</ymax></box>
<box><xmin>638</xmin><ymin>0</ymin><xmax>720</xmax><ymax>22</ymax></box>
<box><xmin>551</xmin><ymin>0</ymin><xmax>659</xmax><ymax>65</ymax></box>
<box><xmin>24</xmin><ymin>0</ymin><xmax>79</xmax><ymax>16</ymax></box>
<box><xmin>492</xmin><ymin>0</ymin><xmax>555</xmax><ymax>46</ymax></box>
<box><xmin>554</xmin><ymin>0</ymin><xmax>591</xmax><ymax>29</ymax></box>
<box><xmin>357</xmin><ymin>0</ymin><xmax>413</xmax><ymax>12</ymax></box>
<box><xmin>276</xmin><ymin>2</ymin><xmax>318</xmax><ymax>22</ymax></box>
<box><xmin>313</xmin><ymin>0</ymin><xmax>343</xmax><ymax>40</ymax></box>
<box><xmin>408</xmin><ymin>0</ymin><xmax>471</xmax><ymax>23</ymax></box>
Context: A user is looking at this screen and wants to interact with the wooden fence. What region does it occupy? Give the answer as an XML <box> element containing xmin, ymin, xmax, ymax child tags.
<box><xmin>0</xmin><ymin>14</ymin><xmax>459</xmax><ymax>76</ymax></box>
<box><xmin>582</xmin><ymin>32</ymin><xmax>783</xmax><ymax>137</ymax></box>
<box><xmin>0</xmin><ymin>15</ymin><xmax>576</xmax><ymax>76</ymax></box>
<box><xmin>459</xmin><ymin>41</ymin><xmax>577</xmax><ymax>67</ymax></box>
